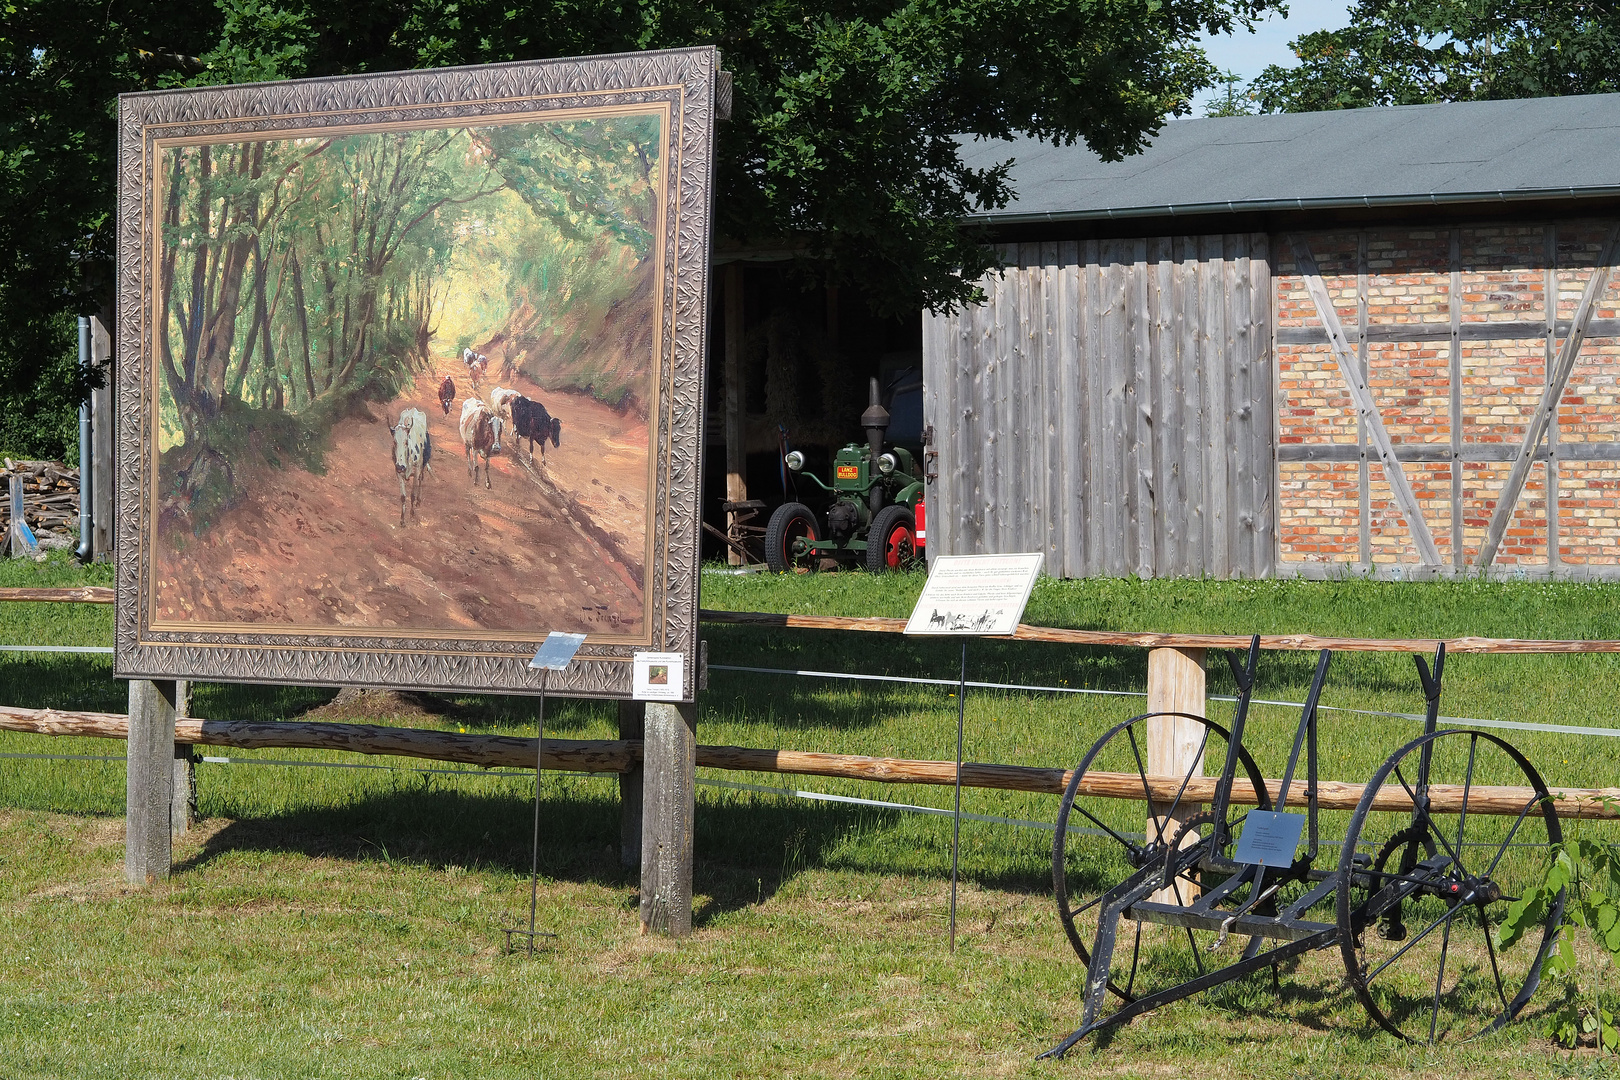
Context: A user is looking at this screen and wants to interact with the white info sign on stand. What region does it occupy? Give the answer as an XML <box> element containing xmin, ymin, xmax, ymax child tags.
<box><xmin>903</xmin><ymin>551</ymin><xmax>1043</xmax><ymax>953</ymax></box>
<box><xmin>903</xmin><ymin>552</ymin><xmax>1044</xmax><ymax>636</ymax></box>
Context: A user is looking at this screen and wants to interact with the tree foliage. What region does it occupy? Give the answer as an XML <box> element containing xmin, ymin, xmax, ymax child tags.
<box><xmin>1251</xmin><ymin>1</ymin><xmax>1620</xmax><ymax>113</ymax></box>
<box><xmin>1500</xmin><ymin>835</ymin><xmax>1620</xmax><ymax>1052</ymax></box>
<box><xmin>2</xmin><ymin>0</ymin><xmax>1278</xmax><ymax>458</ymax></box>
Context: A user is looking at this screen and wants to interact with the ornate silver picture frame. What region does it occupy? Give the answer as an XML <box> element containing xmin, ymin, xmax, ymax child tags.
<box><xmin>115</xmin><ymin>47</ymin><xmax>716</xmax><ymax>699</ymax></box>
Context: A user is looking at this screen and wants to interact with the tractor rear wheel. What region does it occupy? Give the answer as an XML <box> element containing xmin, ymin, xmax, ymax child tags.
<box><xmin>865</xmin><ymin>505</ymin><xmax>919</xmax><ymax>573</ymax></box>
<box><xmin>765</xmin><ymin>502</ymin><xmax>821</xmax><ymax>574</ymax></box>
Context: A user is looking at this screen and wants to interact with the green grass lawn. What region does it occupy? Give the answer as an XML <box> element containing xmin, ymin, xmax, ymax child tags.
<box><xmin>2</xmin><ymin>555</ymin><xmax>1620</xmax><ymax>1077</ymax></box>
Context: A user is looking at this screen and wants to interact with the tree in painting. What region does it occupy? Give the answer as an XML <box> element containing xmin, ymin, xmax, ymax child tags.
<box><xmin>153</xmin><ymin>116</ymin><xmax>660</xmax><ymax>636</ymax></box>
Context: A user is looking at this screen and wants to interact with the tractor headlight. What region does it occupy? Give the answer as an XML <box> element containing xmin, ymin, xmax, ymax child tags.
<box><xmin>784</xmin><ymin>450</ymin><xmax>805</xmax><ymax>472</ymax></box>
<box><xmin>877</xmin><ymin>453</ymin><xmax>898</xmax><ymax>475</ymax></box>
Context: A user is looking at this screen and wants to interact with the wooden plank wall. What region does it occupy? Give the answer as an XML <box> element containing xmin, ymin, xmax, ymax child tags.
<box><xmin>922</xmin><ymin>236</ymin><xmax>1274</xmax><ymax>579</ymax></box>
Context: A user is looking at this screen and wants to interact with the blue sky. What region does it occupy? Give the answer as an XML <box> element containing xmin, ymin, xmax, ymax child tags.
<box><xmin>1191</xmin><ymin>0</ymin><xmax>1356</xmax><ymax>113</ymax></box>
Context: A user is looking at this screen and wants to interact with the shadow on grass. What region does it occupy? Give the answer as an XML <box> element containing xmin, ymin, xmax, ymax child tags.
<box><xmin>174</xmin><ymin>781</ymin><xmax>1056</xmax><ymax>925</ymax></box>
<box><xmin>700</xmin><ymin>626</ymin><xmax>1435</xmax><ymax>734</ymax></box>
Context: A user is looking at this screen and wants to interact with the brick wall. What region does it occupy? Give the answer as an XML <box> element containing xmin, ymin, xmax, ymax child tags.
<box><xmin>1275</xmin><ymin>221</ymin><xmax>1620</xmax><ymax>570</ymax></box>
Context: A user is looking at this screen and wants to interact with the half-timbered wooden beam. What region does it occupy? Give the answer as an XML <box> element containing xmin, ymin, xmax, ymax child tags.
<box><xmin>1288</xmin><ymin>236</ymin><xmax>1442</xmax><ymax>566</ymax></box>
<box><xmin>1476</xmin><ymin>224</ymin><xmax>1620</xmax><ymax>568</ymax></box>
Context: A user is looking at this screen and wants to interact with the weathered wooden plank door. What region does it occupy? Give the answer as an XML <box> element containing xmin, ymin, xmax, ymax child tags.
<box><xmin>922</xmin><ymin>235</ymin><xmax>1274</xmax><ymax>579</ymax></box>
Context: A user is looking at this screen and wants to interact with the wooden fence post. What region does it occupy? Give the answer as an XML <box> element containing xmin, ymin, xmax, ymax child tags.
<box><xmin>639</xmin><ymin>700</ymin><xmax>695</xmax><ymax>936</ymax></box>
<box><xmin>126</xmin><ymin>679</ymin><xmax>178</xmax><ymax>884</ymax></box>
<box><xmin>172</xmin><ymin>681</ymin><xmax>193</xmax><ymax>838</ymax></box>
<box><xmin>618</xmin><ymin>699</ymin><xmax>644</xmax><ymax>869</ymax></box>
<box><xmin>1146</xmin><ymin>647</ymin><xmax>1206</xmax><ymax>903</ymax></box>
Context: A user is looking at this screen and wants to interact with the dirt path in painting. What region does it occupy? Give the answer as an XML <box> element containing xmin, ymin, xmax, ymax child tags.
<box><xmin>152</xmin><ymin>356</ymin><xmax>651</xmax><ymax>638</ymax></box>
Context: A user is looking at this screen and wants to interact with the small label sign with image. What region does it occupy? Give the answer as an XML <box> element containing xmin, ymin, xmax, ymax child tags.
<box><xmin>633</xmin><ymin>651</ymin><xmax>685</xmax><ymax>701</ymax></box>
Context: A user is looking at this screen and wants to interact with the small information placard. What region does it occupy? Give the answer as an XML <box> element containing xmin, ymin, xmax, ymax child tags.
<box><xmin>904</xmin><ymin>553</ymin><xmax>1043</xmax><ymax>636</ymax></box>
<box><xmin>1232</xmin><ymin>810</ymin><xmax>1307</xmax><ymax>868</ymax></box>
<box><xmin>632</xmin><ymin>651</ymin><xmax>685</xmax><ymax>701</ymax></box>
<box><xmin>528</xmin><ymin>632</ymin><xmax>587</xmax><ymax>672</ymax></box>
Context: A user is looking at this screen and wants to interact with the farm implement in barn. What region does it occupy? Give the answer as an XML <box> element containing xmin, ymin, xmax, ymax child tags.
<box><xmin>1046</xmin><ymin>639</ymin><xmax>1565</xmax><ymax>1056</ymax></box>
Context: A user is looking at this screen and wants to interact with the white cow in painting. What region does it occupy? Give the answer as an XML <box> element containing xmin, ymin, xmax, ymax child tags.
<box><xmin>459</xmin><ymin>396</ymin><xmax>504</xmax><ymax>488</ymax></box>
<box><xmin>389</xmin><ymin>407</ymin><xmax>432</xmax><ymax>526</ymax></box>
<box><xmin>489</xmin><ymin>385</ymin><xmax>521</xmax><ymax>424</ymax></box>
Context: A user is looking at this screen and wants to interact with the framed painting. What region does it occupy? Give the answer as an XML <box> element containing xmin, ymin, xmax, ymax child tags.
<box><xmin>114</xmin><ymin>47</ymin><xmax>717</xmax><ymax>699</ymax></box>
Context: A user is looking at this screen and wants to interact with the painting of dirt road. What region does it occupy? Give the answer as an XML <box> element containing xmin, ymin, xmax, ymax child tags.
<box><xmin>147</xmin><ymin>111</ymin><xmax>666</xmax><ymax>640</ymax></box>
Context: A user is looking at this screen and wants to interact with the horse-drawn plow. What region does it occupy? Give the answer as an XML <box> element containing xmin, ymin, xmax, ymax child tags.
<box><xmin>1048</xmin><ymin>639</ymin><xmax>1564</xmax><ymax>1054</ymax></box>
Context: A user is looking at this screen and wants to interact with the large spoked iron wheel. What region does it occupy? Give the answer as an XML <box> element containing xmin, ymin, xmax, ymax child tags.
<box><xmin>1053</xmin><ymin>711</ymin><xmax>1273</xmax><ymax>1007</ymax></box>
<box><xmin>764</xmin><ymin>502</ymin><xmax>821</xmax><ymax>574</ymax></box>
<box><xmin>865</xmin><ymin>505</ymin><xmax>919</xmax><ymax>573</ymax></box>
<box><xmin>1337</xmin><ymin>729</ymin><xmax>1564</xmax><ymax>1044</ymax></box>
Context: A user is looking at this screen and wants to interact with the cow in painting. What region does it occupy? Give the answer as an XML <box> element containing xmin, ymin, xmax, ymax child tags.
<box><xmin>489</xmin><ymin>385</ymin><xmax>521</xmax><ymax>425</ymax></box>
<box><xmin>388</xmin><ymin>407</ymin><xmax>432</xmax><ymax>526</ymax></box>
<box><xmin>459</xmin><ymin>397</ymin><xmax>503</xmax><ymax>488</ymax></box>
<box><xmin>509</xmin><ymin>394</ymin><xmax>562</xmax><ymax>463</ymax></box>
<box><xmin>438</xmin><ymin>375</ymin><xmax>456</xmax><ymax>415</ymax></box>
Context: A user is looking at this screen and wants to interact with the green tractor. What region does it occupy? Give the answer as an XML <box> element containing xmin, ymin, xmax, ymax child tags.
<box><xmin>764</xmin><ymin>380</ymin><xmax>927</xmax><ymax>573</ymax></box>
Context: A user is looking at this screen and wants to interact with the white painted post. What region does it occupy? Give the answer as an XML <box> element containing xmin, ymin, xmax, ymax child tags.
<box><xmin>1146</xmin><ymin>647</ymin><xmax>1206</xmax><ymax>903</ymax></box>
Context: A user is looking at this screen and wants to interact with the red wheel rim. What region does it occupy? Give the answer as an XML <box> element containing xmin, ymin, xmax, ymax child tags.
<box><xmin>883</xmin><ymin>523</ymin><xmax>915</xmax><ymax>569</ymax></box>
<box><xmin>784</xmin><ymin>518</ymin><xmax>818</xmax><ymax>572</ymax></box>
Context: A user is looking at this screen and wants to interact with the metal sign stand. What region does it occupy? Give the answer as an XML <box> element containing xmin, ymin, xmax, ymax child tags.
<box><xmin>949</xmin><ymin>638</ymin><xmax>967</xmax><ymax>951</ymax></box>
<box><xmin>505</xmin><ymin>632</ymin><xmax>586</xmax><ymax>956</ymax></box>
<box><xmin>904</xmin><ymin>553</ymin><xmax>1044</xmax><ymax>953</ymax></box>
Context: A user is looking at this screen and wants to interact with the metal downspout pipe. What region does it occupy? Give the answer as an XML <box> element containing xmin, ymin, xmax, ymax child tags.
<box><xmin>75</xmin><ymin>317</ymin><xmax>93</xmax><ymax>563</ymax></box>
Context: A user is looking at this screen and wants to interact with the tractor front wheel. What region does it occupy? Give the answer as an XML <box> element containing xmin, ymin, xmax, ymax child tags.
<box><xmin>865</xmin><ymin>505</ymin><xmax>919</xmax><ymax>573</ymax></box>
<box><xmin>765</xmin><ymin>502</ymin><xmax>821</xmax><ymax>574</ymax></box>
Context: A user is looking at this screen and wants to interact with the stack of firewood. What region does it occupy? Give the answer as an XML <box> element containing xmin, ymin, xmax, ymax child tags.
<box><xmin>1</xmin><ymin>459</ymin><xmax>80</xmax><ymax>550</ymax></box>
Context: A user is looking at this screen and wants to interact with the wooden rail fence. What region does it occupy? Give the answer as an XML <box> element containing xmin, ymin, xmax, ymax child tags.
<box><xmin>700</xmin><ymin>609</ymin><xmax>1620</xmax><ymax>654</ymax></box>
<box><xmin>3</xmin><ymin>705</ymin><xmax>1616</xmax><ymax>820</ymax></box>
<box><xmin>6</xmin><ymin>589</ymin><xmax>1620</xmax><ymax>655</ymax></box>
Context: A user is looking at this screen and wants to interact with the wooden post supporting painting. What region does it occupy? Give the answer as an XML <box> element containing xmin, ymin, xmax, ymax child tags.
<box><xmin>1146</xmin><ymin>647</ymin><xmax>1205</xmax><ymax>903</ymax></box>
<box><xmin>171</xmin><ymin>681</ymin><xmax>193</xmax><ymax>838</ymax></box>
<box><xmin>618</xmin><ymin>699</ymin><xmax>644</xmax><ymax>869</ymax></box>
<box><xmin>126</xmin><ymin>679</ymin><xmax>178</xmax><ymax>883</ymax></box>
<box><xmin>639</xmin><ymin>700</ymin><xmax>695</xmax><ymax>936</ymax></box>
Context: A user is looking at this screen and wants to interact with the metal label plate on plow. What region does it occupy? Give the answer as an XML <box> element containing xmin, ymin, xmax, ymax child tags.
<box><xmin>1232</xmin><ymin>810</ymin><xmax>1306</xmax><ymax>868</ymax></box>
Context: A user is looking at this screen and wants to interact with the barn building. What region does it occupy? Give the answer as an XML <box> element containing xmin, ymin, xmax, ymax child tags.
<box><xmin>922</xmin><ymin>94</ymin><xmax>1620</xmax><ymax>580</ymax></box>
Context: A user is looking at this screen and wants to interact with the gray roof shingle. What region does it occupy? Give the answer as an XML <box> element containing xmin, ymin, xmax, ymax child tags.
<box><xmin>961</xmin><ymin>94</ymin><xmax>1620</xmax><ymax>223</ymax></box>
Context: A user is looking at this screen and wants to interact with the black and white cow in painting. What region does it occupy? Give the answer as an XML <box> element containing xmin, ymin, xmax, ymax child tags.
<box><xmin>509</xmin><ymin>394</ymin><xmax>562</xmax><ymax>463</ymax></box>
<box><xmin>388</xmin><ymin>407</ymin><xmax>432</xmax><ymax>526</ymax></box>
<box><xmin>459</xmin><ymin>396</ymin><xmax>503</xmax><ymax>488</ymax></box>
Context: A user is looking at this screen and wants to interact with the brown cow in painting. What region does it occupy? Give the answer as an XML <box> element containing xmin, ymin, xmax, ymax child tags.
<box><xmin>459</xmin><ymin>397</ymin><xmax>503</xmax><ymax>488</ymax></box>
<box><xmin>438</xmin><ymin>375</ymin><xmax>456</xmax><ymax>415</ymax></box>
